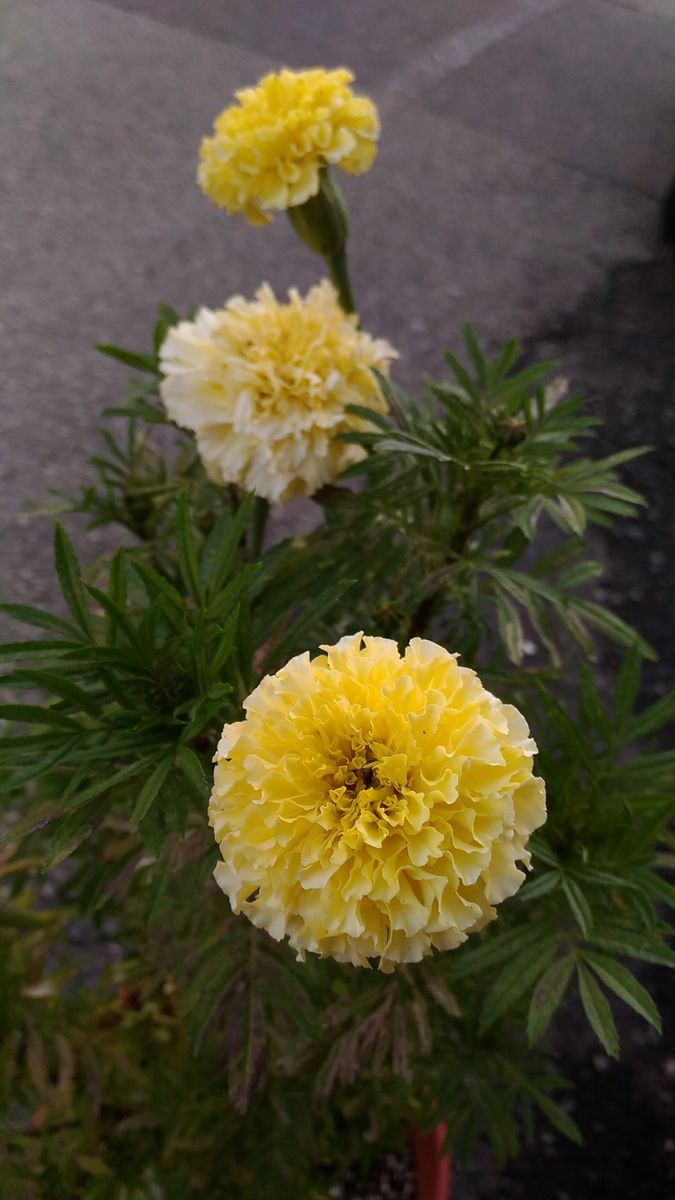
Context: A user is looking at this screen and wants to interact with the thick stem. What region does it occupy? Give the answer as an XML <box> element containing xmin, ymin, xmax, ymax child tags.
<box><xmin>286</xmin><ymin>168</ymin><xmax>358</xmax><ymax>316</ymax></box>
<box><xmin>327</xmin><ymin>244</ymin><xmax>357</xmax><ymax>316</ymax></box>
<box><xmin>412</xmin><ymin>1124</ymin><xmax>453</xmax><ymax>1200</ymax></box>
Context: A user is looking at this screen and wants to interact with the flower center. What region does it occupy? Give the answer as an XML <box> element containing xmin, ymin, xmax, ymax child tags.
<box><xmin>324</xmin><ymin>740</ymin><xmax>411</xmax><ymax>847</ymax></box>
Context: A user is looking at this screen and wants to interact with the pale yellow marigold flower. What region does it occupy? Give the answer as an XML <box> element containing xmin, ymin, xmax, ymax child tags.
<box><xmin>159</xmin><ymin>280</ymin><xmax>396</xmax><ymax>504</ymax></box>
<box><xmin>209</xmin><ymin>634</ymin><xmax>546</xmax><ymax>972</ymax></box>
<box><xmin>198</xmin><ymin>67</ymin><xmax>380</xmax><ymax>224</ymax></box>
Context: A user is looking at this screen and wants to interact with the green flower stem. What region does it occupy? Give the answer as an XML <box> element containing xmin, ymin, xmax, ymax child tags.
<box><xmin>326</xmin><ymin>244</ymin><xmax>357</xmax><ymax>316</ymax></box>
<box><xmin>287</xmin><ymin>168</ymin><xmax>358</xmax><ymax>316</ymax></box>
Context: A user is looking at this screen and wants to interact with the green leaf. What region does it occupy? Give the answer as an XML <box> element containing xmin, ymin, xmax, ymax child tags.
<box><xmin>0</xmin><ymin>738</ymin><xmax>79</xmax><ymax>797</ymax></box>
<box><xmin>44</xmin><ymin>797</ymin><xmax>109</xmax><ymax>869</ymax></box>
<box><xmin>589</xmin><ymin>927</ymin><xmax>675</xmax><ymax>968</ymax></box>
<box><xmin>96</xmin><ymin>343</ymin><xmax>161</xmax><ymax>375</ymax></box>
<box><xmin>0</xmin><ymin>639</ymin><xmax>78</xmax><ymax>660</ymax></box>
<box><xmin>53</xmin><ymin>523</ymin><xmax>94</xmax><ymax>640</ymax></box>
<box><xmin>495</xmin><ymin>594</ymin><xmax>524</xmax><ymax>664</ymax></box>
<box><xmin>264</xmin><ymin>579</ymin><xmax>353</xmax><ymax>670</ymax></box>
<box><xmin>527</xmin><ymin>956</ymin><xmax>574</xmax><ymax>1044</ymax></box>
<box><xmin>200</xmin><ymin>496</ymin><xmax>253</xmax><ymax>597</ymax></box>
<box><xmin>0</xmin><ymin>704</ymin><xmax>81</xmax><ymax>731</ymax></box>
<box><xmin>627</xmin><ymin>691</ymin><xmax>675</xmax><ymax>743</ymax></box>
<box><xmin>571</xmin><ymin>599</ymin><xmax>655</xmax><ymax>660</ymax></box>
<box><xmin>133</xmin><ymin>561</ymin><xmax>186</xmax><ymax>618</ymax></box>
<box><xmin>517</xmin><ymin>871</ymin><xmax>561</xmax><ymax>902</ymax></box>
<box><xmin>479</xmin><ymin>935</ymin><xmax>559</xmax><ymax>1033</ymax></box>
<box><xmin>106</xmin><ymin>549</ymin><xmax>128</xmax><ymax>646</ymax></box>
<box><xmin>445</xmin><ymin>925</ymin><xmax>537</xmax><ymax>981</ymax></box>
<box><xmin>175</xmin><ymin>494</ymin><xmax>204</xmax><ymax>604</ymax></box>
<box><xmin>131</xmin><ymin>754</ymin><xmax>175</xmax><ymax>828</ymax></box>
<box><xmin>561</xmin><ymin>875</ymin><xmax>593</xmax><ymax>937</ymax></box>
<box><xmin>463</xmin><ymin>323</ymin><xmax>488</xmax><ymax>386</ymax></box>
<box><xmin>577</xmin><ymin>962</ymin><xmax>619</xmax><ymax>1057</ymax></box>
<box><xmin>85</xmin><ymin>585</ymin><xmax>142</xmax><ymax>652</ymax></box>
<box><xmin>0</xmin><ymin>603</ymin><xmax>80</xmax><ymax>639</ymax></box>
<box><xmin>443</xmin><ymin>350</ymin><xmax>481</xmax><ymax>404</ymax></box>
<box><xmin>211</xmin><ymin>605</ymin><xmax>240</xmax><ymax>677</ymax></box>
<box><xmin>176</xmin><ymin>745</ymin><xmax>209</xmax><ymax>798</ymax></box>
<box><xmin>4</xmin><ymin>669</ymin><xmax>101</xmax><ymax>718</ymax></box>
<box><xmin>153</xmin><ymin>302</ymin><xmax>180</xmax><ymax>356</ymax></box>
<box><xmin>344</xmin><ymin>403</ymin><xmax>392</xmax><ymax>431</ymax></box>
<box><xmin>578</xmin><ymin>663</ymin><xmax>610</xmax><ymax>740</ymax></box>
<box><xmin>530</xmin><ymin>1090</ymin><xmax>582</xmax><ymax>1146</ymax></box>
<box><xmin>584</xmin><ymin>953</ymin><xmax>661</xmax><ymax>1032</ymax></box>
<box><xmin>613</xmin><ymin>644</ymin><xmax>642</xmax><ymax>731</ymax></box>
<box><xmin>64</xmin><ymin>756</ymin><xmax>158</xmax><ymax>812</ymax></box>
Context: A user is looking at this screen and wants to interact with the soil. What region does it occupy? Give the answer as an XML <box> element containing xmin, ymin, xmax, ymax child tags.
<box><xmin>349</xmin><ymin>237</ymin><xmax>675</xmax><ymax>1198</ymax></box>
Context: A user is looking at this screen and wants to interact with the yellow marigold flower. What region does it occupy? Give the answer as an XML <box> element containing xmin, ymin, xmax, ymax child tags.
<box><xmin>209</xmin><ymin>634</ymin><xmax>546</xmax><ymax>971</ymax></box>
<box><xmin>198</xmin><ymin>67</ymin><xmax>380</xmax><ymax>224</ymax></box>
<box><xmin>159</xmin><ymin>280</ymin><xmax>396</xmax><ymax>504</ymax></box>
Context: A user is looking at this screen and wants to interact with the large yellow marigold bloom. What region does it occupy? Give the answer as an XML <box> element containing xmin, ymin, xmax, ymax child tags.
<box><xmin>198</xmin><ymin>67</ymin><xmax>379</xmax><ymax>224</ymax></box>
<box><xmin>159</xmin><ymin>281</ymin><xmax>395</xmax><ymax>504</ymax></box>
<box><xmin>208</xmin><ymin>634</ymin><xmax>546</xmax><ymax>971</ymax></box>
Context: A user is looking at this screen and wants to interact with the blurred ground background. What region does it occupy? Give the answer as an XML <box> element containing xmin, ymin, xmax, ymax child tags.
<box><xmin>2</xmin><ymin>1</ymin><xmax>675</xmax><ymax>1197</ymax></box>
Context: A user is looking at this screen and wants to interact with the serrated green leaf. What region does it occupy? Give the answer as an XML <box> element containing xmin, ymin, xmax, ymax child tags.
<box><xmin>106</xmin><ymin>549</ymin><xmax>128</xmax><ymax>645</ymax></box>
<box><xmin>584</xmin><ymin>953</ymin><xmax>661</xmax><ymax>1032</ymax></box>
<box><xmin>85</xmin><ymin>585</ymin><xmax>142</xmax><ymax>653</ymax></box>
<box><xmin>211</xmin><ymin>605</ymin><xmax>240</xmax><ymax>676</ymax></box>
<box><xmin>613</xmin><ymin>644</ymin><xmax>642</xmax><ymax>731</ymax></box>
<box><xmin>517</xmin><ymin>871</ymin><xmax>560</xmax><ymax>902</ymax></box>
<box><xmin>589</xmin><ymin>927</ymin><xmax>675</xmax><ymax>967</ymax></box>
<box><xmin>578</xmin><ymin>663</ymin><xmax>610</xmax><ymax>740</ymax></box>
<box><xmin>0</xmin><ymin>704</ymin><xmax>81</xmax><ymax>731</ymax></box>
<box><xmin>444</xmin><ymin>925</ymin><xmax>537</xmax><ymax>982</ymax></box>
<box><xmin>479</xmin><ymin>936</ymin><xmax>559</xmax><ymax>1033</ymax></box>
<box><xmin>175</xmin><ymin>493</ymin><xmax>203</xmax><ymax>604</ymax></box>
<box><xmin>64</xmin><ymin>756</ymin><xmax>157</xmax><ymax>812</ymax></box>
<box><xmin>0</xmin><ymin>639</ymin><xmax>78</xmax><ymax>661</ymax></box>
<box><xmin>43</xmin><ymin>797</ymin><xmax>110</xmax><ymax>869</ymax></box>
<box><xmin>527</xmin><ymin>956</ymin><xmax>574</xmax><ymax>1043</ymax></box>
<box><xmin>131</xmin><ymin>754</ymin><xmax>175</xmax><ymax>828</ymax></box>
<box><xmin>463</xmin><ymin>323</ymin><xmax>488</xmax><ymax>386</ymax></box>
<box><xmin>53</xmin><ymin>524</ymin><xmax>94</xmax><ymax>639</ymax></box>
<box><xmin>577</xmin><ymin>962</ymin><xmax>619</xmax><ymax>1057</ymax></box>
<box><xmin>571</xmin><ymin>599</ymin><xmax>655</xmax><ymax>660</ymax></box>
<box><xmin>96</xmin><ymin>343</ymin><xmax>160</xmax><ymax>375</ymax></box>
<box><xmin>4</xmin><ymin>669</ymin><xmax>100</xmax><ymax>718</ymax></box>
<box><xmin>561</xmin><ymin>875</ymin><xmax>593</xmax><ymax>937</ymax></box>
<box><xmin>264</xmin><ymin>578</ymin><xmax>353</xmax><ymax>670</ymax></box>
<box><xmin>495</xmin><ymin>594</ymin><xmax>524</xmax><ymax>665</ymax></box>
<box><xmin>132</xmin><ymin>561</ymin><xmax>186</xmax><ymax>618</ymax></box>
<box><xmin>531</xmin><ymin>1090</ymin><xmax>582</xmax><ymax>1146</ymax></box>
<box><xmin>0</xmin><ymin>603</ymin><xmax>80</xmax><ymax>639</ymax></box>
<box><xmin>200</xmin><ymin>496</ymin><xmax>253</xmax><ymax>597</ymax></box>
<box><xmin>627</xmin><ymin>691</ymin><xmax>675</xmax><ymax>743</ymax></box>
<box><xmin>176</xmin><ymin>745</ymin><xmax>209</xmax><ymax>798</ymax></box>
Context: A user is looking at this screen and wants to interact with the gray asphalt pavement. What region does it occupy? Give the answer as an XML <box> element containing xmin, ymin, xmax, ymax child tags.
<box><xmin>2</xmin><ymin>0</ymin><xmax>675</xmax><ymax>607</ymax></box>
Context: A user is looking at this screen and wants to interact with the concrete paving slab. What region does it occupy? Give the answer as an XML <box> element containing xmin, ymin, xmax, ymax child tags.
<box><xmin>605</xmin><ymin>0</ymin><xmax>675</xmax><ymax>18</ymax></box>
<box><xmin>87</xmin><ymin>0</ymin><xmax>501</xmax><ymax>87</ymax></box>
<box><xmin>345</xmin><ymin>97</ymin><xmax>656</xmax><ymax>384</ymax></box>
<box><xmin>417</xmin><ymin>0</ymin><xmax>675</xmax><ymax>196</ymax></box>
<box><xmin>0</xmin><ymin>0</ymin><xmax>665</xmax><ymax>614</ymax></box>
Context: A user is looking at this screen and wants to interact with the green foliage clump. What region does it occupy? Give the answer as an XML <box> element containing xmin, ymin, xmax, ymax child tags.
<box><xmin>1</xmin><ymin>317</ymin><xmax>673</xmax><ymax>1199</ymax></box>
